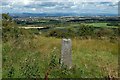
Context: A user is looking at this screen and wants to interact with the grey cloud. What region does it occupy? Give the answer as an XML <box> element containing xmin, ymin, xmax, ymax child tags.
<box><xmin>1</xmin><ymin>1</ymin><xmax>118</xmax><ymax>14</ymax></box>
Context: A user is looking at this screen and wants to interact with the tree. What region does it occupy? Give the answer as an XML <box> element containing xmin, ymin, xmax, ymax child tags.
<box><xmin>2</xmin><ymin>13</ymin><xmax>15</xmax><ymax>28</ymax></box>
<box><xmin>2</xmin><ymin>13</ymin><xmax>17</xmax><ymax>42</ymax></box>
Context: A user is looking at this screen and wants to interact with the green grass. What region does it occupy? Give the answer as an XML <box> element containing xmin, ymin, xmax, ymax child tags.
<box><xmin>85</xmin><ymin>23</ymin><xmax>118</xmax><ymax>28</ymax></box>
<box><xmin>2</xmin><ymin>36</ymin><xmax>118</xmax><ymax>78</ymax></box>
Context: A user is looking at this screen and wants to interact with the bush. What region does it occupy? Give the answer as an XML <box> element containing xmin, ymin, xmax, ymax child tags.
<box><xmin>95</xmin><ymin>28</ymin><xmax>114</xmax><ymax>38</ymax></box>
<box><xmin>2</xmin><ymin>27</ymin><xmax>33</xmax><ymax>42</ymax></box>
<box><xmin>77</xmin><ymin>25</ymin><xmax>95</xmax><ymax>39</ymax></box>
<box><xmin>46</xmin><ymin>28</ymin><xmax>76</xmax><ymax>38</ymax></box>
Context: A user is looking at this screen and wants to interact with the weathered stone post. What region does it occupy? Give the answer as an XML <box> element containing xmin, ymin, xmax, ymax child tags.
<box><xmin>61</xmin><ymin>38</ymin><xmax>72</xmax><ymax>68</ymax></box>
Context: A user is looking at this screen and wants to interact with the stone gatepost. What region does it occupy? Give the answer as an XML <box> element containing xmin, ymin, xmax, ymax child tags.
<box><xmin>61</xmin><ymin>38</ymin><xmax>72</xmax><ymax>68</ymax></box>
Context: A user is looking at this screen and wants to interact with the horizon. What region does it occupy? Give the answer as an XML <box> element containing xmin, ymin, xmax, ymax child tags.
<box><xmin>7</xmin><ymin>12</ymin><xmax>119</xmax><ymax>17</ymax></box>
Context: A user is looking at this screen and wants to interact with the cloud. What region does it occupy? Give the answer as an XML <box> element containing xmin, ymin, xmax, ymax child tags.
<box><xmin>1</xmin><ymin>0</ymin><xmax>118</xmax><ymax>14</ymax></box>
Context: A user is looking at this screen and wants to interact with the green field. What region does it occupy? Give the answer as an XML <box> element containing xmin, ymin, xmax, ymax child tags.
<box><xmin>85</xmin><ymin>23</ymin><xmax>118</xmax><ymax>28</ymax></box>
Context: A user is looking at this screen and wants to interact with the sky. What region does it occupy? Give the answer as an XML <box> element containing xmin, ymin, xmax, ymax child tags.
<box><xmin>1</xmin><ymin>0</ymin><xmax>119</xmax><ymax>15</ymax></box>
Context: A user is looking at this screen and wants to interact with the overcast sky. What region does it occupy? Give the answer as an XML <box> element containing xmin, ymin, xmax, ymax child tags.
<box><xmin>1</xmin><ymin>0</ymin><xmax>119</xmax><ymax>14</ymax></box>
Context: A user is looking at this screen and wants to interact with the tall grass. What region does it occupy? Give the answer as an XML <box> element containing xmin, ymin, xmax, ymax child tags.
<box><xmin>2</xmin><ymin>35</ymin><xmax>118</xmax><ymax>78</ymax></box>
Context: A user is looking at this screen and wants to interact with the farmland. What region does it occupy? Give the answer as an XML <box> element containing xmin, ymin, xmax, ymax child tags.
<box><xmin>2</xmin><ymin>14</ymin><xmax>120</xmax><ymax>78</ymax></box>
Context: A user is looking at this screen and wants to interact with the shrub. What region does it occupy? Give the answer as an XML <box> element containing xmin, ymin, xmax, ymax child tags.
<box><xmin>95</xmin><ymin>28</ymin><xmax>114</xmax><ymax>38</ymax></box>
<box><xmin>77</xmin><ymin>25</ymin><xmax>95</xmax><ymax>39</ymax></box>
<box><xmin>46</xmin><ymin>28</ymin><xmax>76</xmax><ymax>38</ymax></box>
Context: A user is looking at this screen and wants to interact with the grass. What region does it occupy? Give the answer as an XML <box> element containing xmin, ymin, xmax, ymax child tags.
<box><xmin>2</xmin><ymin>35</ymin><xmax>118</xmax><ymax>78</ymax></box>
<box><xmin>72</xmin><ymin>39</ymin><xmax>118</xmax><ymax>77</ymax></box>
<box><xmin>85</xmin><ymin>23</ymin><xmax>118</xmax><ymax>28</ymax></box>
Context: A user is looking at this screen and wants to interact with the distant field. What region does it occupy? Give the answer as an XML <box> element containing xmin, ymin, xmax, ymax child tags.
<box><xmin>19</xmin><ymin>22</ymin><xmax>119</xmax><ymax>29</ymax></box>
<box><xmin>85</xmin><ymin>23</ymin><xmax>118</xmax><ymax>28</ymax></box>
<box><xmin>3</xmin><ymin>36</ymin><xmax>118</xmax><ymax>78</ymax></box>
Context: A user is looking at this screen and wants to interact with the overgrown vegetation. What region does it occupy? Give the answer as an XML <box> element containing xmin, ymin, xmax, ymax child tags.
<box><xmin>2</xmin><ymin>14</ymin><xmax>119</xmax><ymax>78</ymax></box>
